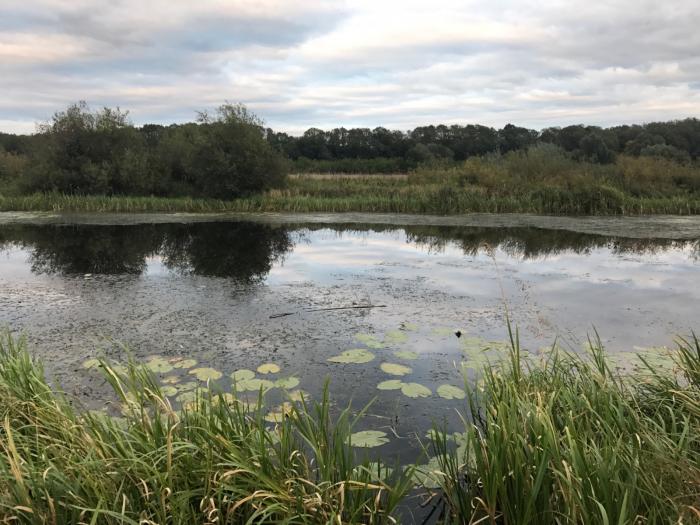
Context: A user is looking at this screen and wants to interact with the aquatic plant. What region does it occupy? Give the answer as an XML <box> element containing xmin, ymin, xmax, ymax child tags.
<box><xmin>0</xmin><ymin>333</ymin><xmax>413</xmax><ymax>524</ymax></box>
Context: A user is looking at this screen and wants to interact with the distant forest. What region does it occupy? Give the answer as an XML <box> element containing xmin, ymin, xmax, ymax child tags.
<box><xmin>1</xmin><ymin>101</ymin><xmax>699</xmax><ymax>198</ymax></box>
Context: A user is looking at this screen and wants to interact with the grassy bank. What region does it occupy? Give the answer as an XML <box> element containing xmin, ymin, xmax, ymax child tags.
<box><xmin>2</xmin><ymin>331</ymin><xmax>700</xmax><ymax>523</ymax></box>
<box><xmin>2</xmin><ymin>153</ymin><xmax>700</xmax><ymax>215</ymax></box>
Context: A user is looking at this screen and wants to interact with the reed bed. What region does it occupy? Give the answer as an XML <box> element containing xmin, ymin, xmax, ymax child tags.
<box><xmin>0</xmin><ymin>334</ymin><xmax>412</xmax><ymax>524</ymax></box>
<box><xmin>431</xmin><ymin>329</ymin><xmax>700</xmax><ymax>524</ymax></box>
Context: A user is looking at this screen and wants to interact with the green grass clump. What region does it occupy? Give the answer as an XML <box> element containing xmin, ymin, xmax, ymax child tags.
<box><xmin>0</xmin><ymin>334</ymin><xmax>412</xmax><ymax>524</ymax></box>
<box><xmin>431</xmin><ymin>330</ymin><xmax>700</xmax><ymax>524</ymax></box>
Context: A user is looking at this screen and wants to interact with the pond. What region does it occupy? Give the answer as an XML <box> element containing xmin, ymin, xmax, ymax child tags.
<box><xmin>1</xmin><ymin>212</ymin><xmax>699</xmax><ymax>466</ymax></box>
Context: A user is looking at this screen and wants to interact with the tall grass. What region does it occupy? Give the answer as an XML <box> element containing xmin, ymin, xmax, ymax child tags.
<box><xmin>0</xmin><ymin>333</ymin><xmax>412</xmax><ymax>524</ymax></box>
<box><xmin>431</xmin><ymin>331</ymin><xmax>700</xmax><ymax>524</ymax></box>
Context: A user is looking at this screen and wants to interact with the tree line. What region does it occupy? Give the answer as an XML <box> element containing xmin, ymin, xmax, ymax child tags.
<box><xmin>1</xmin><ymin>101</ymin><xmax>699</xmax><ymax>198</ymax></box>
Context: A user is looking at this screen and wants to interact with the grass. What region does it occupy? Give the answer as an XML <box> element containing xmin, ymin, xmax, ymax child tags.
<box><xmin>0</xmin><ymin>333</ymin><xmax>413</xmax><ymax>524</ymax></box>
<box><xmin>2</xmin><ymin>152</ymin><xmax>700</xmax><ymax>215</ymax></box>
<box><xmin>2</xmin><ymin>330</ymin><xmax>700</xmax><ymax>523</ymax></box>
<box><xmin>430</xmin><ymin>329</ymin><xmax>700</xmax><ymax>524</ymax></box>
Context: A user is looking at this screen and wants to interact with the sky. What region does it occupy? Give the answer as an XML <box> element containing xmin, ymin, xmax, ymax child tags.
<box><xmin>1</xmin><ymin>0</ymin><xmax>699</xmax><ymax>135</ymax></box>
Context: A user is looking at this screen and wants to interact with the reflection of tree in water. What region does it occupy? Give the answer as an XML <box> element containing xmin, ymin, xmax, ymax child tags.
<box><xmin>302</xmin><ymin>224</ymin><xmax>700</xmax><ymax>260</ymax></box>
<box><xmin>0</xmin><ymin>222</ymin><xmax>293</xmax><ymax>282</ymax></box>
<box><xmin>0</xmin><ymin>222</ymin><xmax>696</xmax><ymax>278</ymax></box>
<box><xmin>160</xmin><ymin>223</ymin><xmax>292</xmax><ymax>282</ymax></box>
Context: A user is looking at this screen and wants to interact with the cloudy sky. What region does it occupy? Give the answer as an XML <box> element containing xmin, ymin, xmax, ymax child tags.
<box><xmin>1</xmin><ymin>0</ymin><xmax>699</xmax><ymax>134</ymax></box>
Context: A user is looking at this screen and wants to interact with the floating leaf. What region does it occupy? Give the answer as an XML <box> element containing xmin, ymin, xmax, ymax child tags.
<box><xmin>431</xmin><ymin>327</ymin><xmax>456</xmax><ymax>337</ymax></box>
<box><xmin>354</xmin><ymin>334</ymin><xmax>384</xmax><ymax>349</ymax></box>
<box><xmin>412</xmin><ymin>457</ymin><xmax>443</xmax><ymax>488</ymax></box>
<box><xmin>189</xmin><ymin>367</ymin><xmax>222</xmax><ymax>381</ymax></box>
<box><xmin>257</xmin><ymin>363</ymin><xmax>281</xmax><ymax>375</ymax></box>
<box><xmin>401</xmin><ymin>383</ymin><xmax>431</xmax><ymax>398</ymax></box>
<box><xmin>162</xmin><ymin>375</ymin><xmax>180</xmax><ymax>384</ymax></box>
<box><xmin>287</xmin><ymin>390</ymin><xmax>309</xmax><ymax>402</ymax></box>
<box><xmin>82</xmin><ymin>358</ymin><xmax>101</xmax><ymax>370</ymax></box>
<box><xmin>380</xmin><ymin>362</ymin><xmax>412</xmax><ymax>376</ymax></box>
<box><xmin>384</xmin><ymin>330</ymin><xmax>408</xmax><ymax>344</ymax></box>
<box><xmin>393</xmin><ymin>350</ymin><xmax>419</xmax><ymax>360</ymax></box>
<box><xmin>264</xmin><ymin>402</ymin><xmax>294</xmax><ymax>423</ymax></box>
<box><xmin>377</xmin><ymin>379</ymin><xmax>404</xmax><ymax>390</ymax></box>
<box><xmin>236</xmin><ymin>378</ymin><xmax>275</xmax><ymax>392</ymax></box>
<box><xmin>176</xmin><ymin>389</ymin><xmax>207</xmax><ymax>404</ymax></box>
<box><xmin>161</xmin><ymin>386</ymin><xmax>178</xmax><ymax>397</ymax></box>
<box><xmin>349</xmin><ymin>430</ymin><xmax>389</xmax><ymax>448</ymax></box>
<box><xmin>176</xmin><ymin>381</ymin><xmax>198</xmax><ymax>392</ymax></box>
<box><xmin>437</xmin><ymin>384</ymin><xmax>466</xmax><ymax>400</ymax></box>
<box><xmin>172</xmin><ymin>359</ymin><xmax>197</xmax><ymax>369</ymax></box>
<box><xmin>231</xmin><ymin>369</ymin><xmax>255</xmax><ymax>382</ymax></box>
<box><xmin>328</xmin><ymin>349</ymin><xmax>375</xmax><ymax>364</ymax></box>
<box><xmin>275</xmin><ymin>377</ymin><xmax>300</xmax><ymax>389</ymax></box>
<box><xmin>146</xmin><ymin>357</ymin><xmax>174</xmax><ymax>374</ymax></box>
<box><xmin>401</xmin><ymin>323</ymin><xmax>418</xmax><ymax>332</ymax></box>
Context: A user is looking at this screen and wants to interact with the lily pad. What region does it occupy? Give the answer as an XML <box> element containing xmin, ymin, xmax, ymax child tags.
<box><xmin>380</xmin><ymin>362</ymin><xmax>412</xmax><ymax>376</ymax></box>
<box><xmin>257</xmin><ymin>363</ymin><xmax>281</xmax><ymax>375</ymax></box>
<box><xmin>393</xmin><ymin>350</ymin><xmax>419</xmax><ymax>360</ymax></box>
<box><xmin>176</xmin><ymin>389</ymin><xmax>207</xmax><ymax>404</ymax></box>
<box><xmin>161</xmin><ymin>375</ymin><xmax>180</xmax><ymax>384</ymax></box>
<box><xmin>412</xmin><ymin>456</ymin><xmax>443</xmax><ymax>488</ymax></box>
<box><xmin>231</xmin><ymin>369</ymin><xmax>255</xmax><ymax>382</ymax></box>
<box><xmin>328</xmin><ymin>349</ymin><xmax>375</xmax><ymax>364</ymax></box>
<box><xmin>354</xmin><ymin>334</ymin><xmax>384</xmax><ymax>349</ymax></box>
<box><xmin>160</xmin><ymin>386</ymin><xmax>178</xmax><ymax>397</ymax></box>
<box><xmin>275</xmin><ymin>376</ymin><xmax>300</xmax><ymax>389</ymax></box>
<box><xmin>401</xmin><ymin>383</ymin><xmax>431</xmax><ymax>398</ymax></box>
<box><xmin>385</xmin><ymin>330</ymin><xmax>408</xmax><ymax>344</ymax></box>
<box><xmin>437</xmin><ymin>384</ymin><xmax>466</xmax><ymax>400</ymax></box>
<box><xmin>146</xmin><ymin>357</ymin><xmax>174</xmax><ymax>374</ymax></box>
<box><xmin>236</xmin><ymin>378</ymin><xmax>275</xmax><ymax>392</ymax></box>
<box><xmin>401</xmin><ymin>323</ymin><xmax>419</xmax><ymax>332</ymax></box>
<box><xmin>189</xmin><ymin>367</ymin><xmax>222</xmax><ymax>381</ymax></box>
<box><xmin>264</xmin><ymin>402</ymin><xmax>294</xmax><ymax>423</ymax></box>
<box><xmin>363</xmin><ymin>462</ymin><xmax>394</xmax><ymax>481</ymax></box>
<box><xmin>287</xmin><ymin>390</ymin><xmax>309</xmax><ymax>402</ymax></box>
<box><xmin>176</xmin><ymin>381</ymin><xmax>198</xmax><ymax>392</ymax></box>
<box><xmin>349</xmin><ymin>430</ymin><xmax>389</xmax><ymax>448</ymax></box>
<box><xmin>172</xmin><ymin>359</ymin><xmax>197</xmax><ymax>369</ymax></box>
<box><xmin>377</xmin><ymin>379</ymin><xmax>404</xmax><ymax>390</ymax></box>
<box><xmin>82</xmin><ymin>358</ymin><xmax>101</xmax><ymax>370</ymax></box>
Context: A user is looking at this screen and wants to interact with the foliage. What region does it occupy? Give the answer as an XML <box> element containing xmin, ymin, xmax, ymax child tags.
<box><xmin>431</xmin><ymin>331</ymin><xmax>700</xmax><ymax>524</ymax></box>
<box><xmin>0</xmin><ymin>333</ymin><xmax>412</xmax><ymax>524</ymax></box>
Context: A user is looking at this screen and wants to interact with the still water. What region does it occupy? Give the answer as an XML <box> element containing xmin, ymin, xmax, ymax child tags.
<box><xmin>1</xmin><ymin>212</ymin><xmax>699</xmax><ymax>463</ymax></box>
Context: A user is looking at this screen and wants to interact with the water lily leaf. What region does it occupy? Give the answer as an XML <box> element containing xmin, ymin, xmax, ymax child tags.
<box><xmin>385</xmin><ymin>330</ymin><xmax>408</xmax><ymax>344</ymax></box>
<box><xmin>82</xmin><ymin>358</ymin><xmax>101</xmax><ymax>370</ymax></box>
<box><xmin>377</xmin><ymin>379</ymin><xmax>404</xmax><ymax>390</ymax></box>
<box><xmin>257</xmin><ymin>363</ymin><xmax>280</xmax><ymax>375</ymax></box>
<box><xmin>349</xmin><ymin>430</ymin><xmax>389</xmax><ymax>448</ymax></box>
<box><xmin>146</xmin><ymin>357</ymin><xmax>174</xmax><ymax>374</ymax></box>
<box><xmin>189</xmin><ymin>367</ymin><xmax>222</xmax><ymax>381</ymax></box>
<box><xmin>172</xmin><ymin>359</ymin><xmax>197</xmax><ymax>369</ymax></box>
<box><xmin>161</xmin><ymin>386</ymin><xmax>178</xmax><ymax>397</ymax></box>
<box><xmin>354</xmin><ymin>334</ymin><xmax>384</xmax><ymax>349</ymax></box>
<box><xmin>287</xmin><ymin>390</ymin><xmax>309</xmax><ymax>402</ymax></box>
<box><xmin>328</xmin><ymin>349</ymin><xmax>375</xmax><ymax>364</ymax></box>
<box><xmin>393</xmin><ymin>350</ymin><xmax>419</xmax><ymax>360</ymax></box>
<box><xmin>162</xmin><ymin>375</ymin><xmax>180</xmax><ymax>384</ymax></box>
<box><xmin>431</xmin><ymin>327</ymin><xmax>456</xmax><ymax>337</ymax></box>
<box><xmin>176</xmin><ymin>381</ymin><xmax>198</xmax><ymax>392</ymax></box>
<box><xmin>401</xmin><ymin>323</ymin><xmax>419</xmax><ymax>332</ymax></box>
<box><xmin>264</xmin><ymin>402</ymin><xmax>294</xmax><ymax>423</ymax></box>
<box><xmin>231</xmin><ymin>369</ymin><xmax>255</xmax><ymax>382</ymax></box>
<box><xmin>275</xmin><ymin>376</ymin><xmax>300</xmax><ymax>389</ymax></box>
<box><xmin>401</xmin><ymin>383</ymin><xmax>431</xmax><ymax>398</ymax></box>
<box><xmin>176</xmin><ymin>389</ymin><xmax>208</xmax><ymax>404</ymax></box>
<box><xmin>437</xmin><ymin>384</ymin><xmax>466</xmax><ymax>400</ymax></box>
<box><xmin>380</xmin><ymin>362</ymin><xmax>412</xmax><ymax>376</ymax></box>
<box><xmin>236</xmin><ymin>378</ymin><xmax>275</xmax><ymax>392</ymax></box>
<box><xmin>412</xmin><ymin>456</ymin><xmax>443</xmax><ymax>488</ymax></box>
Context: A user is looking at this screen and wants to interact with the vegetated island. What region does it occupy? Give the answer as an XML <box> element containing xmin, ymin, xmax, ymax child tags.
<box><xmin>1</xmin><ymin>102</ymin><xmax>700</xmax><ymax>215</ymax></box>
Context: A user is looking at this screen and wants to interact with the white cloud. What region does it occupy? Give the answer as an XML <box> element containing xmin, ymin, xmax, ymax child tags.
<box><xmin>0</xmin><ymin>0</ymin><xmax>698</xmax><ymax>133</ymax></box>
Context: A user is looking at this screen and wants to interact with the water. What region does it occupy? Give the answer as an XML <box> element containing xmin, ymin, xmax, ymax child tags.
<box><xmin>1</xmin><ymin>212</ymin><xmax>699</xmax><ymax>465</ymax></box>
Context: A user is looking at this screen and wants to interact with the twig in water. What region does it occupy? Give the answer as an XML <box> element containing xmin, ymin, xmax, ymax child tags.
<box><xmin>269</xmin><ymin>304</ymin><xmax>387</xmax><ymax>319</ymax></box>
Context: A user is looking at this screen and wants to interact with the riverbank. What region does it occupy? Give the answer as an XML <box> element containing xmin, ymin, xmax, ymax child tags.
<box><xmin>1</xmin><ymin>177</ymin><xmax>699</xmax><ymax>216</ymax></box>
<box><xmin>1</xmin><ymin>331</ymin><xmax>699</xmax><ymax>523</ymax></box>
